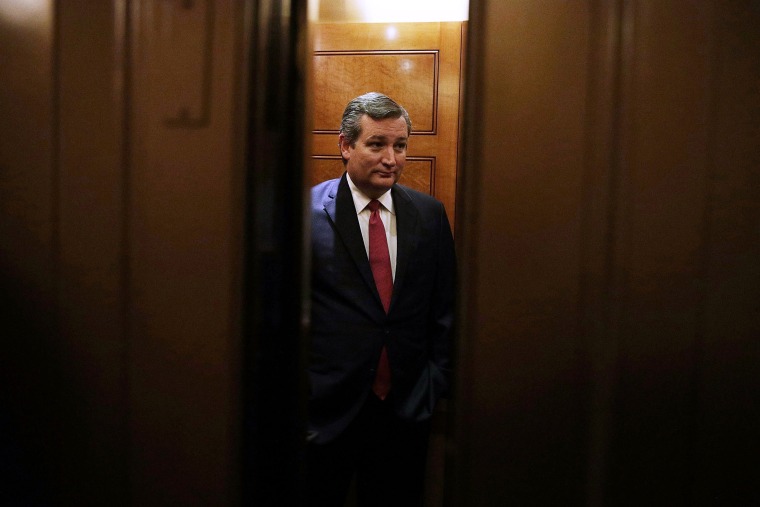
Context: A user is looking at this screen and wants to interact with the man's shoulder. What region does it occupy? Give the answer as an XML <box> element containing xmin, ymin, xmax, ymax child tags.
<box><xmin>312</xmin><ymin>177</ymin><xmax>340</xmax><ymax>191</ymax></box>
<box><xmin>311</xmin><ymin>177</ymin><xmax>342</xmax><ymax>203</ymax></box>
<box><xmin>393</xmin><ymin>183</ymin><xmax>443</xmax><ymax>210</ymax></box>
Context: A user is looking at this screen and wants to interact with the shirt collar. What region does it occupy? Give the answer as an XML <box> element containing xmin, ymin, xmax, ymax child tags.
<box><xmin>346</xmin><ymin>172</ymin><xmax>395</xmax><ymax>215</ymax></box>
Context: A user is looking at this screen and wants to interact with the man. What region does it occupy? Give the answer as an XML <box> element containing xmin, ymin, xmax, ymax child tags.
<box><xmin>307</xmin><ymin>92</ymin><xmax>456</xmax><ymax>506</ymax></box>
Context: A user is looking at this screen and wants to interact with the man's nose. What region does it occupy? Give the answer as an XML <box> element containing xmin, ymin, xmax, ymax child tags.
<box><xmin>381</xmin><ymin>147</ymin><xmax>396</xmax><ymax>167</ymax></box>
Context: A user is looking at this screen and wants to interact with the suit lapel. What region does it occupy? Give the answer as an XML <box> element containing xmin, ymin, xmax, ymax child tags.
<box><xmin>322</xmin><ymin>175</ymin><xmax>421</xmax><ymax>315</ymax></box>
<box><xmin>323</xmin><ymin>174</ymin><xmax>380</xmax><ymax>304</ymax></box>
<box><xmin>390</xmin><ymin>185</ymin><xmax>419</xmax><ymax>312</ymax></box>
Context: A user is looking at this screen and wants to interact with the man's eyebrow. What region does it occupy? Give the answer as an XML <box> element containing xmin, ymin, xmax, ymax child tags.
<box><xmin>365</xmin><ymin>135</ymin><xmax>408</xmax><ymax>141</ymax></box>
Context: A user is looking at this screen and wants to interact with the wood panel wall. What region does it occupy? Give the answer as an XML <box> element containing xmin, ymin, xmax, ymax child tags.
<box><xmin>452</xmin><ymin>0</ymin><xmax>760</xmax><ymax>505</ymax></box>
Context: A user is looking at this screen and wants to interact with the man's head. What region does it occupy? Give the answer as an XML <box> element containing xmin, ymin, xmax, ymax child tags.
<box><xmin>339</xmin><ymin>92</ymin><xmax>412</xmax><ymax>148</ymax></box>
<box><xmin>339</xmin><ymin>92</ymin><xmax>412</xmax><ymax>199</ymax></box>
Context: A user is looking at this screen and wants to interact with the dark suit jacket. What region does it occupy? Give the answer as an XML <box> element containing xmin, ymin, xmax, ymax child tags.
<box><xmin>309</xmin><ymin>173</ymin><xmax>456</xmax><ymax>444</ymax></box>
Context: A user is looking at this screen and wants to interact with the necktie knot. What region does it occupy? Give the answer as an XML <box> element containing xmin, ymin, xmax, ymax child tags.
<box><xmin>368</xmin><ymin>199</ymin><xmax>381</xmax><ymax>213</ymax></box>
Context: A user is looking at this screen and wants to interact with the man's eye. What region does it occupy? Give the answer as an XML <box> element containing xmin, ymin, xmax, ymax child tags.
<box><xmin>395</xmin><ymin>143</ymin><xmax>407</xmax><ymax>151</ymax></box>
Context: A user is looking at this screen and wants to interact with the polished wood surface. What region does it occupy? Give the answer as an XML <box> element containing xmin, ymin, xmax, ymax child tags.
<box><xmin>310</xmin><ymin>22</ymin><xmax>464</xmax><ymax>227</ymax></box>
<box><xmin>313</xmin><ymin>52</ymin><xmax>437</xmax><ymax>133</ymax></box>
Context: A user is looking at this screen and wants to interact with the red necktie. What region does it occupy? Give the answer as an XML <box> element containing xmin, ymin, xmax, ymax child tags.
<box><xmin>368</xmin><ymin>199</ymin><xmax>392</xmax><ymax>399</ymax></box>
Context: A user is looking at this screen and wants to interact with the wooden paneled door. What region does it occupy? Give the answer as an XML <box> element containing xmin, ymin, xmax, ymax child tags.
<box><xmin>310</xmin><ymin>22</ymin><xmax>465</xmax><ymax>227</ymax></box>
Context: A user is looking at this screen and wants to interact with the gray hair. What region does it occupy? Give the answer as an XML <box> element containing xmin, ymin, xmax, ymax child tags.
<box><xmin>339</xmin><ymin>92</ymin><xmax>412</xmax><ymax>148</ymax></box>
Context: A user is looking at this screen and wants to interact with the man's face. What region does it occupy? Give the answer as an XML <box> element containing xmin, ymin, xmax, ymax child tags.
<box><xmin>340</xmin><ymin>115</ymin><xmax>408</xmax><ymax>199</ymax></box>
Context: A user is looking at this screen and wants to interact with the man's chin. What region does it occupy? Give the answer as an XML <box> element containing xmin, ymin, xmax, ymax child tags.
<box><xmin>372</xmin><ymin>173</ymin><xmax>398</xmax><ymax>185</ymax></box>
<box><xmin>370</xmin><ymin>179</ymin><xmax>396</xmax><ymax>193</ymax></box>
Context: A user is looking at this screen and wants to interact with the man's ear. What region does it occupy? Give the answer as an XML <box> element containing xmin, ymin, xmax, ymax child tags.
<box><xmin>338</xmin><ymin>133</ymin><xmax>351</xmax><ymax>161</ymax></box>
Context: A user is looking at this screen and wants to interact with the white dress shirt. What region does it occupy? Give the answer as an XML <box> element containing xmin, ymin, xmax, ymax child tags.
<box><xmin>346</xmin><ymin>173</ymin><xmax>398</xmax><ymax>281</ymax></box>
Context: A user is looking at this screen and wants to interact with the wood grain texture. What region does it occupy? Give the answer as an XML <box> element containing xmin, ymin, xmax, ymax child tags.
<box><xmin>313</xmin><ymin>51</ymin><xmax>437</xmax><ymax>133</ymax></box>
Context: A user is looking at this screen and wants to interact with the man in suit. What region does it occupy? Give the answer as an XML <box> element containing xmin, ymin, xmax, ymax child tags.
<box><xmin>306</xmin><ymin>92</ymin><xmax>456</xmax><ymax>506</ymax></box>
